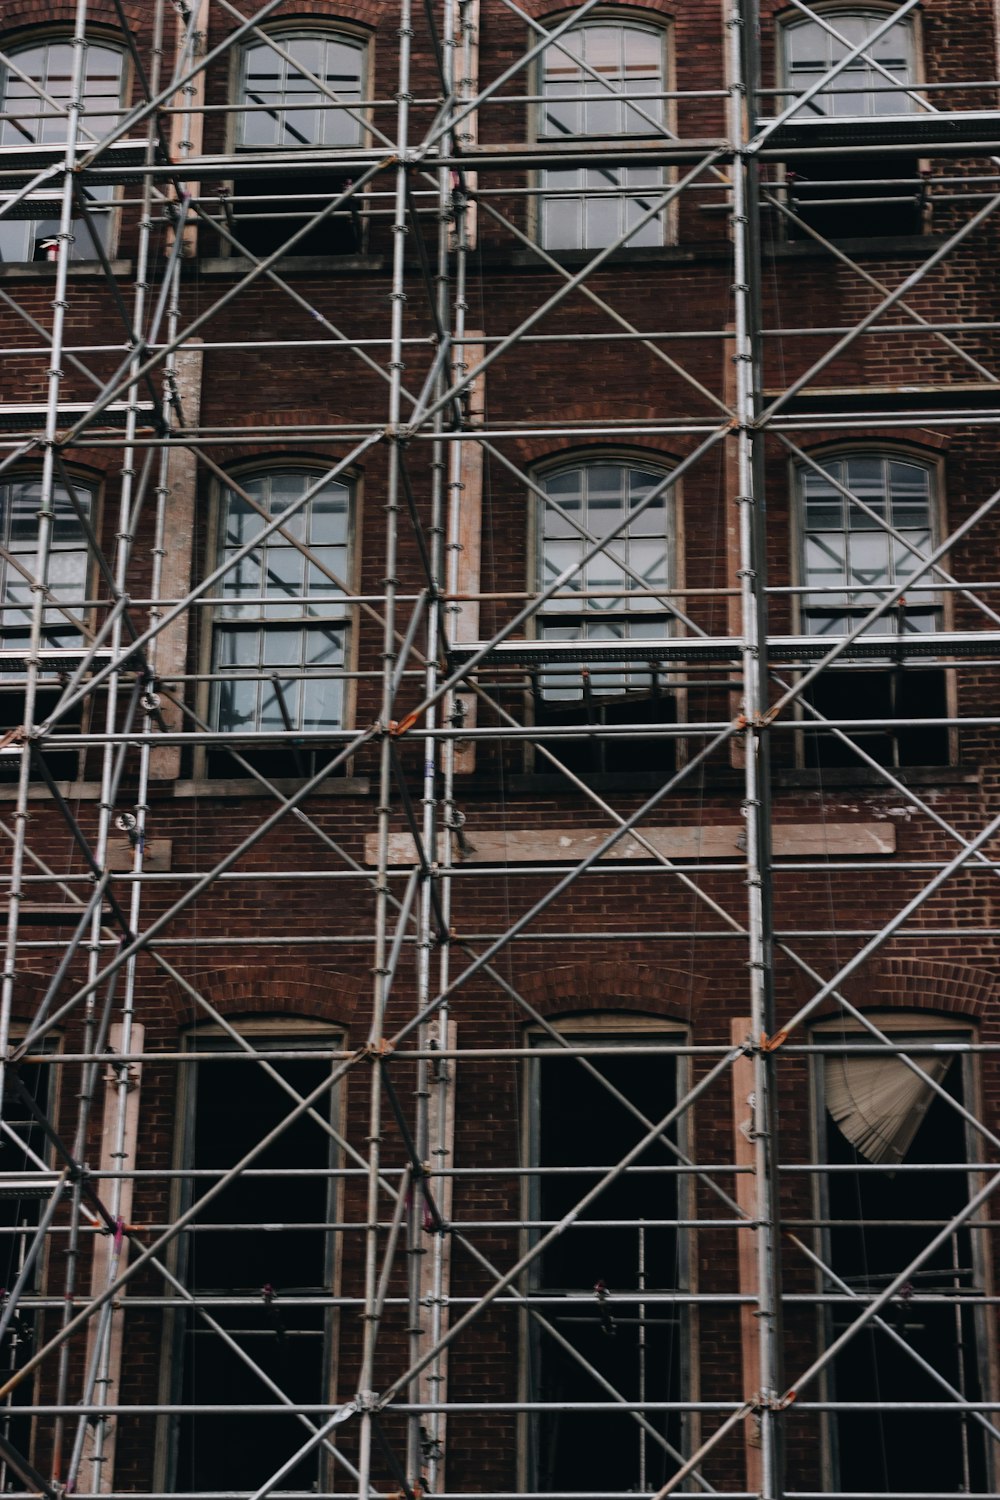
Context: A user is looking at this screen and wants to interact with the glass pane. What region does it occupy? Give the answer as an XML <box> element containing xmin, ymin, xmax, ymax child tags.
<box><xmin>240</xmin><ymin>32</ymin><xmax>363</xmax><ymax>150</ymax></box>
<box><xmin>217</xmin><ymin>676</ymin><xmax>258</xmax><ymax>732</ymax></box>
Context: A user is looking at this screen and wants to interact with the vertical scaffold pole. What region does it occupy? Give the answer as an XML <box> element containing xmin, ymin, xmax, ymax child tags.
<box><xmin>359</xmin><ymin>0</ymin><xmax>414</xmax><ymax>1489</ymax></box>
<box><xmin>729</xmin><ymin>0</ymin><xmax>785</xmax><ymax>1496</ymax></box>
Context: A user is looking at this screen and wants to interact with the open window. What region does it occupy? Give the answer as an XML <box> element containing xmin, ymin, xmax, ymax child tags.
<box><xmin>794</xmin><ymin>451</ymin><xmax>950</xmax><ymax>768</ymax></box>
<box><xmin>0</xmin><ymin>472</ymin><xmax>96</xmax><ymax>781</ymax></box>
<box><xmin>523</xmin><ymin>1021</ymin><xmax>690</xmax><ymax>1493</ymax></box>
<box><xmin>165</xmin><ymin>1027</ymin><xmax>342</xmax><ymax>1493</ymax></box>
<box><xmin>811</xmin><ymin>1018</ymin><xmax>994</xmax><ymax>1493</ymax></box>
<box><xmin>0</xmin><ymin>1046</ymin><xmax>57</xmax><ymax>1484</ymax></box>
<box><xmin>776</xmin><ymin>7</ymin><xmax>926</xmax><ymax>239</ymax></box>
<box><xmin>536</xmin><ymin>19</ymin><xmax>671</xmax><ymax>251</ymax></box>
<box><xmin>0</xmin><ymin>37</ymin><xmax>128</xmax><ymax>261</ymax></box>
<box><xmin>229</xmin><ymin>29</ymin><xmax>368</xmax><ymax>258</ymax></box>
<box><xmin>208</xmin><ymin>467</ymin><xmax>355</xmax><ymax>778</ymax></box>
<box><xmin>530</xmin><ymin>458</ymin><xmax>678</xmax><ymax>777</ymax></box>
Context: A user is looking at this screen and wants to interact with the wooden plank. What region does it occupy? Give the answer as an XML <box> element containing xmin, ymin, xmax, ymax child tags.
<box><xmin>731</xmin><ymin>1018</ymin><xmax>763</xmax><ymax>1492</ymax></box>
<box><xmin>105</xmin><ymin>838</ymin><xmax>172</xmax><ymax>873</ymax></box>
<box><xmin>80</xmin><ymin>1023</ymin><xmax>144</xmax><ymax>1493</ymax></box>
<box><xmin>417</xmin><ymin>1020</ymin><xmax>456</xmax><ymax>1492</ymax></box>
<box><xmin>364</xmin><ymin>821</ymin><xmax>895</xmax><ymax>864</ymax></box>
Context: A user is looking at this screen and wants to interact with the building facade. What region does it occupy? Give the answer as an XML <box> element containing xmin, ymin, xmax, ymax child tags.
<box><xmin>0</xmin><ymin>0</ymin><xmax>996</xmax><ymax>1497</ymax></box>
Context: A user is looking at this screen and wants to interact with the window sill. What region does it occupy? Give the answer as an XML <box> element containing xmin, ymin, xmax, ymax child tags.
<box><xmin>167</xmin><ymin>775</ymin><xmax>370</xmax><ymax>799</ymax></box>
<box><xmin>508</xmin><ymin>770</ymin><xmax>676</xmax><ymax>793</ymax></box>
<box><xmin>0</xmin><ymin>259</ymin><xmax>132</xmax><ymax>279</ymax></box>
<box><xmin>504</xmin><ymin>244</ymin><xmax>699</xmax><ymax>271</ymax></box>
<box><xmin>0</xmin><ymin>774</ymin><xmax>370</xmax><ymax>801</ymax></box>
<box><xmin>769</xmin><ymin>233</ymin><xmax>946</xmax><ymax>259</ymax></box>
<box><xmin>195</xmin><ymin>254</ymin><xmax>384</xmax><ymax>275</ymax></box>
<box><xmin>773</xmin><ymin>764</ymin><xmax>978</xmax><ymax>789</ymax></box>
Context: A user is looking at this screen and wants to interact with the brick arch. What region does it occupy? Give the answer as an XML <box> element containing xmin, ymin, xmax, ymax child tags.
<box><xmin>0</xmin><ymin>4</ymin><xmax>146</xmax><ymax>36</ymax></box>
<box><xmin>792</xmin><ymin>429</ymin><xmax>951</xmax><ymax>458</ymax></box>
<box><xmin>521</xmin><ymin>0</ymin><xmax>675</xmax><ymax>24</ymax></box>
<box><xmin>515</xmin><ymin>960</ymin><xmax>705</xmax><ymax>1023</ymax></box>
<box><xmin>209</xmin><ymin>0</ymin><xmax>384</xmax><ymax>36</ymax></box>
<box><xmin>178</xmin><ymin>966</ymin><xmax>365</xmax><ymax>1031</ymax></box>
<box><xmin>799</xmin><ymin>957</ymin><xmax>995</xmax><ymax>1026</ymax></box>
<box><xmin>511</xmin><ymin>431</ymin><xmax>682</xmax><ymax>470</ymax></box>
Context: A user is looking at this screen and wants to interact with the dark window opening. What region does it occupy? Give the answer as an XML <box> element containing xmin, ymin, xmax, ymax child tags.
<box><xmin>171</xmin><ymin>1042</ymin><xmax>338</xmax><ymax>1494</ymax></box>
<box><xmin>784</xmin><ymin>155</ymin><xmax>924</xmax><ymax>240</ymax></box>
<box><xmin>0</xmin><ymin>687</ymin><xmax>83</xmax><ymax>783</ymax></box>
<box><xmin>820</xmin><ymin>1037</ymin><xmax>990</xmax><ymax>1493</ymax></box>
<box><xmin>803</xmin><ymin>666</ymin><xmax>949</xmax><ymax>769</ymax></box>
<box><xmin>0</xmin><ymin>1057</ymin><xmax>53</xmax><ymax>1487</ymax></box>
<box><xmin>532</xmin><ymin>671</ymin><xmax>677</xmax><ymax>776</ymax></box>
<box><xmin>527</xmin><ymin>1040</ymin><xmax>684</xmax><ymax>1495</ymax></box>
<box><xmin>227</xmin><ymin>172</ymin><xmax>362</xmax><ymax>258</ymax></box>
<box><xmin>205</xmin><ymin>740</ymin><xmax>347</xmax><ymax>781</ymax></box>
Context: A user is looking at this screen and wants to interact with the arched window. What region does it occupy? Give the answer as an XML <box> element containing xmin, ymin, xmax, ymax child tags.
<box><xmin>0</xmin><ymin>37</ymin><xmax>128</xmax><ymax>261</ymax></box>
<box><xmin>781</xmin><ymin>6</ymin><xmax>917</xmax><ymax>119</ymax></box>
<box><xmin>0</xmin><ymin>471</ymin><xmax>93</xmax><ymax>653</ymax></box>
<box><xmin>795</xmin><ymin>451</ymin><xmax>949</xmax><ymax>768</ymax></box>
<box><xmin>237</xmin><ymin>29</ymin><xmax>366</xmax><ymax>149</ymax></box>
<box><xmin>538</xmin><ymin>19</ymin><xmax>669</xmax><ymax>251</ymax></box>
<box><xmin>532</xmin><ymin>457</ymin><xmax>677</xmax><ymax>775</ymax></box>
<box><xmin>211</xmin><ymin>468</ymin><xmax>354</xmax><ymax>760</ymax></box>
<box><xmin>230</xmin><ymin>28</ymin><xmax>368</xmax><ymax>256</ymax></box>
<box><xmin>796</xmin><ymin>451</ymin><xmax>938</xmax><ymax>636</ymax></box>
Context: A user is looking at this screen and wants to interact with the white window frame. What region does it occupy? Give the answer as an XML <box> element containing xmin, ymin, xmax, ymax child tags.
<box><xmin>788</xmin><ymin>446</ymin><xmax>957</xmax><ymax>770</ymax></box>
<box><xmin>203</xmin><ymin>464</ymin><xmax>360</xmax><ymax>764</ymax></box>
<box><xmin>532</xmin><ymin>13</ymin><xmax>674</xmax><ymax>252</ymax></box>
<box><xmin>223</xmin><ymin>24</ymin><xmax>373</xmax><ymax>260</ymax></box>
<box><xmin>792</xmin><ymin>448</ymin><xmax>942</xmax><ymax>639</ymax></box>
<box><xmin>0</xmin><ymin>34</ymin><xmax>130</xmax><ymax>262</ymax></box>
<box><xmin>0</xmin><ymin>469</ymin><xmax>96</xmax><ymax>655</ymax></box>
<box><xmin>530</xmin><ymin>453</ymin><xmax>680</xmax><ymax>692</ymax></box>
<box><xmin>778</xmin><ymin>4</ymin><xmax>921</xmax><ymax>120</ymax></box>
<box><xmin>234</xmin><ymin>27</ymin><xmax>368</xmax><ymax>152</ymax></box>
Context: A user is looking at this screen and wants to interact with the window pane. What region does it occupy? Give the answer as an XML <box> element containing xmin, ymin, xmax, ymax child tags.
<box><xmin>239</xmin><ymin>31</ymin><xmax>364</xmax><ymax>149</ymax></box>
<box><xmin>785</xmin><ymin>11</ymin><xmax>915</xmax><ymax>118</ymax></box>
<box><xmin>214</xmin><ymin>472</ymin><xmax>352</xmax><ymax>735</ymax></box>
<box><xmin>800</xmin><ymin>454</ymin><xmax>936</xmax><ymax>632</ymax></box>
<box><xmin>540</xmin><ymin>23</ymin><xmax>665</xmax><ymax>249</ymax></box>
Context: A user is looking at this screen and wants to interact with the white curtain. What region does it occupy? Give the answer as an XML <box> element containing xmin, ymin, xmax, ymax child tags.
<box><xmin>826</xmin><ymin>1052</ymin><xmax>951</xmax><ymax>1165</ymax></box>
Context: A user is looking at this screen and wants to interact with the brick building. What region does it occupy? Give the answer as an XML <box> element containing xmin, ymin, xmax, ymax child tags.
<box><xmin>0</xmin><ymin>0</ymin><xmax>996</xmax><ymax>1497</ymax></box>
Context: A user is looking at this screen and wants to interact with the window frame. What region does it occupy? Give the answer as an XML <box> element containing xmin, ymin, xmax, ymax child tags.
<box><xmin>778</xmin><ymin>3</ymin><xmax>923</xmax><ymax>121</ymax></box>
<box><xmin>0</xmin><ymin>466</ymin><xmax>104</xmax><ymax>785</ymax></box>
<box><xmin>197</xmin><ymin>461</ymin><xmax>362</xmax><ymax>781</ymax></box>
<box><xmin>517</xmin><ymin>1015</ymin><xmax>695</xmax><ymax>1495</ymax></box>
<box><xmin>529</xmin><ymin>11</ymin><xmax>676</xmax><ymax>254</ymax></box>
<box><xmin>0</xmin><ymin>30</ymin><xmax>132</xmax><ymax>263</ymax></box>
<box><xmin>773</xmin><ymin>4</ymin><xmax>930</xmax><ymax>241</ymax></box>
<box><xmin>524</xmin><ymin>450</ymin><xmax>686</xmax><ymax>779</ymax></box>
<box><xmin>222</xmin><ymin>22</ymin><xmax>374</xmax><ymax>261</ymax></box>
<box><xmin>157</xmin><ymin>1021</ymin><xmax>346</xmax><ymax>1495</ymax></box>
<box><xmin>808</xmin><ymin>1013</ymin><xmax>996</xmax><ymax>1496</ymax></box>
<box><xmin>788</xmin><ymin>444</ymin><xmax>957</xmax><ymax>771</ymax></box>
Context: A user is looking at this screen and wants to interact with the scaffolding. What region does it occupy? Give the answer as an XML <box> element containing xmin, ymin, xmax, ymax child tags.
<box><xmin>0</xmin><ymin>0</ymin><xmax>996</xmax><ymax>1496</ymax></box>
